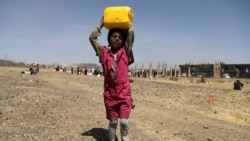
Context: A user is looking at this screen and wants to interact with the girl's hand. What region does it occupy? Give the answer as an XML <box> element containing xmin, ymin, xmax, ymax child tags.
<box><xmin>99</xmin><ymin>17</ymin><xmax>104</xmax><ymax>28</ymax></box>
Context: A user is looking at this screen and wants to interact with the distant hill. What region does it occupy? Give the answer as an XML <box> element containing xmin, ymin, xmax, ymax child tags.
<box><xmin>0</xmin><ymin>59</ymin><xmax>32</xmax><ymax>66</ymax></box>
<box><xmin>49</xmin><ymin>63</ymin><xmax>100</xmax><ymax>68</ymax></box>
<box><xmin>0</xmin><ymin>59</ymin><xmax>100</xmax><ymax>69</ymax></box>
<box><xmin>74</xmin><ymin>63</ymin><xmax>100</xmax><ymax>69</ymax></box>
<box><xmin>0</xmin><ymin>59</ymin><xmax>16</xmax><ymax>66</ymax></box>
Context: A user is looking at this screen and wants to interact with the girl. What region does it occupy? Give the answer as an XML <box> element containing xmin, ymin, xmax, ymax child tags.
<box><xmin>89</xmin><ymin>17</ymin><xmax>134</xmax><ymax>141</ymax></box>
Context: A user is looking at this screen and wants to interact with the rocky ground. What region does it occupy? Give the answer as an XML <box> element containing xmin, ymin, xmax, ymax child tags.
<box><xmin>0</xmin><ymin>66</ymin><xmax>249</xmax><ymax>141</ymax></box>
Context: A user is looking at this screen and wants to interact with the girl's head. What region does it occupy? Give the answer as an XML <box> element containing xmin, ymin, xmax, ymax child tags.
<box><xmin>107</xmin><ymin>28</ymin><xmax>126</xmax><ymax>52</ymax></box>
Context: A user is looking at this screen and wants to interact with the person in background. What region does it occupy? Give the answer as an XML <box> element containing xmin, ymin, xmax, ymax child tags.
<box><xmin>89</xmin><ymin>17</ymin><xmax>134</xmax><ymax>141</ymax></box>
<box><xmin>234</xmin><ymin>80</ymin><xmax>244</xmax><ymax>90</ymax></box>
<box><xmin>30</xmin><ymin>63</ymin><xmax>39</xmax><ymax>75</ymax></box>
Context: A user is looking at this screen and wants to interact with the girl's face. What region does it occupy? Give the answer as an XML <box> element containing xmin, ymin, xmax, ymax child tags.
<box><xmin>109</xmin><ymin>31</ymin><xmax>124</xmax><ymax>51</ymax></box>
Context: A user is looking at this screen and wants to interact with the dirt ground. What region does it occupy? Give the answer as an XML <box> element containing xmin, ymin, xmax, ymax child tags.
<box><xmin>0</xmin><ymin>66</ymin><xmax>249</xmax><ymax>141</ymax></box>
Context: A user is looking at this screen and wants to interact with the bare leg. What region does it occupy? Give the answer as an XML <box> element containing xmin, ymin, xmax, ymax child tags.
<box><xmin>120</xmin><ymin>118</ymin><xmax>129</xmax><ymax>141</ymax></box>
<box><xmin>109</xmin><ymin>120</ymin><xmax>118</xmax><ymax>141</ymax></box>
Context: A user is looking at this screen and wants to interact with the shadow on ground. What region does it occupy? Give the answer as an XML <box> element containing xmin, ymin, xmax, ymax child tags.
<box><xmin>82</xmin><ymin>128</ymin><xmax>117</xmax><ymax>141</ymax></box>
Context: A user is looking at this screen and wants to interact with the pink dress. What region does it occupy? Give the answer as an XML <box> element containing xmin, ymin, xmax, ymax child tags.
<box><xmin>100</xmin><ymin>46</ymin><xmax>133</xmax><ymax>120</ymax></box>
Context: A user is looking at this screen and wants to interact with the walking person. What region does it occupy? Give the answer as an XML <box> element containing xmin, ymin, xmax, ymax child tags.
<box><xmin>89</xmin><ymin>17</ymin><xmax>134</xmax><ymax>141</ymax></box>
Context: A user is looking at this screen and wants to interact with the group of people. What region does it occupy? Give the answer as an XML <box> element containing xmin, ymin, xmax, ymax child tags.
<box><xmin>21</xmin><ymin>63</ymin><xmax>39</xmax><ymax>75</ymax></box>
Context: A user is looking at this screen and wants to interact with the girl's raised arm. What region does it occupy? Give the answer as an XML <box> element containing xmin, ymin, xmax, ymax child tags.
<box><xmin>125</xmin><ymin>28</ymin><xmax>134</xmax><ymax>54</ymax></box>
<box><xmin>89</xmin><ymin>17</ymin><xmax>104</xmax><ymax>56</ymax></box>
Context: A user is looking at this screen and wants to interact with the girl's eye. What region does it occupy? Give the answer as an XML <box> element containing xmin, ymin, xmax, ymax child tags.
<box><xmin>112</xmin><ymin>35</ymin><xmax>122</xmax><ymax>40</ymax></box>
<box><xmin>111</xmin><ymin>33</ymin><xmax>123</xmax><ymax>40</ymax></box>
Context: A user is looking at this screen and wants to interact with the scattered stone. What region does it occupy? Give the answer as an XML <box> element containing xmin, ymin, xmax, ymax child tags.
<box><xmin>173</xmin><ymin>131</ymin><xmax>182</xmax><ymax>136</ymax></box>
<box><xmin>203</xmin><ymin>126</ymin><xmax>209</xmax><ymax>129</ymax></box>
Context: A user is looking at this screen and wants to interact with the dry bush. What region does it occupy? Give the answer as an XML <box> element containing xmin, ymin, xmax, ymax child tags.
<box><xmin>187</xmin><ymin>77</ymin><xmax>194</xmax><ymax>83</ymax></box>
<box><xmin>216</xmin><ymin>79</ymin><xmax>226</xmax><ymax>83</ymax></box>
<box><xmin>169</xmin><ymin>76</ymin><xmax>178</xmax><ymax>81</ymax></box>
<box><xmin>200</xmin><ymin>76</ymin><xmax>206</xmax><ymax>83</ymax></box>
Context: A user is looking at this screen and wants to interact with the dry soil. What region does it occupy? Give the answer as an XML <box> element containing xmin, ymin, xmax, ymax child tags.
<box><xmin>0</xmin><ymin>67</ymin><xmax>249</xmax><ymax>141</ymax></box>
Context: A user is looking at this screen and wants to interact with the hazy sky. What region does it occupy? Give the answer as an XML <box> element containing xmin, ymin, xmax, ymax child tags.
<box><xmin>0</xmin><ymin>0</ymin><xmax>249</xmax><ymax>68</ymax></box>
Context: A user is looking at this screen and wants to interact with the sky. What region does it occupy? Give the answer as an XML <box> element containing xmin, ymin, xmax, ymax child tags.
<box><xmin>0</xmin><ymin>0</ymin><xmax>249</xmax><ymax>68</ymax></box>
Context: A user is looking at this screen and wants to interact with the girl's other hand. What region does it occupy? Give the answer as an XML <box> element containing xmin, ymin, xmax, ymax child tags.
<box><xmin>99</xmin><ymin>17</ymin><xmax>104</xmax><ymax>28</ymax></box>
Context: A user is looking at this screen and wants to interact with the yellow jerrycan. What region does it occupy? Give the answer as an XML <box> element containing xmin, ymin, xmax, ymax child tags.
<box><xmin>103</xmin><ymin>6</ymin><xmax>134</xmax><ymax>30</ymax></box>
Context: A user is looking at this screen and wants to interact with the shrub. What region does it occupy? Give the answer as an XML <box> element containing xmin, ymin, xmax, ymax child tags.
<box><xmin>200</xmin><ymin>76</ymin><xmax>206</xmax><ymax>83</ymax></box>
<box><xmin>169</xmin><ymin>76</ymin><xmax>178</xmax><ymax>81</ymax></box>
